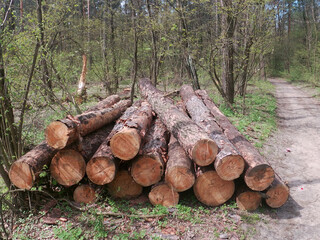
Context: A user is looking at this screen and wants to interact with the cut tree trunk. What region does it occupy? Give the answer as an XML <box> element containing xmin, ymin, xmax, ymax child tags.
<box><xmin>148</xmin><ymin>182</ymin><xmax>179</xmax><ymax>207</ymax></box>
<box><xmin>165</xmin><ymin>136</ymin><xmax>195</xmax><ymax>192</ymax></box>
<box><xmin>76</xmin><ymin>54</ymin><xmax>87</xmax><ymax>104</ymax></box>
<box><xmin>50</xmin><ymin>149</ymin><xmax>86</xmax><ymax>186</ymax></box>
<box><xmin>265</xmin><ymin>175</ymin><xmax>289</xmax><ymax>208</ymax></box>
<box><xmin>73</xmin><ymin>184</ymin><xmax>96</xmax><ymax>204</ymax></box>
<box><xmin>84</xmin><ymin>94</ymin><xmax>120</xmax><ymax>113</ymax></box>
<box><xmin>193</xmin><ymin>166</ymin><xmax>235</xmax><ymax>207</ymax></box>
<box><xmin>110</xmin><ymin>101</ymin><xmax>153</xmax><ymax>160</ymax></box>
<box><xmin>86</xmin><ymin>102</ymin><xmax>144</xmax><ymax>185</ymax></box>
<box><xmin>180</xmin><ymin>85</ymin><xmax>245</xmax><ymax>180</ymax></box>
<box><xmin>45</xmin><ymin>100</ymin><xmax>131</xmax><ymax>149</ymax></box>
<box><xmin>107</xmin><ymin>170</ymin><xmax>143</xmax><ymax>199</ymax></box>
<box><xmin>196</xmin><ymin>90</ymin><xmax>275</xmax><ymax>191</ymax></box>
<box><xmin>51</xmin><ymin>125</ymin><xmax>114</xmax><ymax>187</ymax></box>
<box><xmin>139</xmin><ymin>78</ymin><xmax>218</xmax><ymax>166</ymax></box>
<box><xmin>131</xmin><ymin>118</ymin><xmax>169</xmax><ymax>186</ymax></box>
<box><xmin>9</xmin><ymin>142</ymin><xmax>57</xmax><ymax>189</ymax></box>
<box><xmin>235</xmin><ymin>180</ymin><xmax>262</xmax><ymax>211</ymax></box>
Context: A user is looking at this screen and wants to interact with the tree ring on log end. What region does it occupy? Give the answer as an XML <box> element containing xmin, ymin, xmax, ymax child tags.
<box><xmin>73</xmin><ymin>184</ymin><xmax>96</xmax><ymax>204</ymax></box>
<box><xmin>216</xmin><ymin>155</ymin><xmax>245</xmax><ymax>181</ymax></box>
<box><xmin>245</xmin><ymin>164</ymin><xmax>275</xmax><ymax>191</ymax></box>
<box><xmin>131</xmin><ymin>155</ymin><xmax>164</xmax><ymax>187</ymax></box>
<box><xmin>86</xmin><ymin>157</ymin><xmax>117</xmax><ymax>185</ymax></box>
<box><xmin>266</xmin><ymin>184</ymin><xmax>289</xmax><ymax>208</ymax></box>
<box><xmin>107</xmin><ymin>170</ymin><xmax>143</xmax><ymax>199</ymax></box>
<box><xmin>191</xmin><ymin>139</ymin><xmax>218</xmax><ymax>166</ymax></box>
<box><xmin>9</xmin><ymin>162</ymin><xmax>35</xmax><ymax>190</ymax></box>
<box><xmin>193</xmin><ymin>170</ymin><xmax>234</xmax><ymax>206</ymax></box>
<box><xmin>45</xmin><ymin>121</ymin><xmax>75</xmax><ymax>149</ymax></box>
<box><xmin>148</xmin><ymin>183</ymin><xmax>179</xmax><ymax>207</ymax></box>
<box><xmin>50</xmin><ymin>149</ymin><xmax>86</xmax><ymax>186</ymax></box>
<box><xmin>110</xmin><ymin>127</ymin><xmax>141</xmax><ymax>160</ymax></box>
<box><xmin>165</xmin><ymin>167</ymin><xmax>195</xmax><ymax>192</ymax></box>
<box><xmin>236</xmin><ymin>191</ymin><xmax>262</xmax><ymax>211</ymax></box>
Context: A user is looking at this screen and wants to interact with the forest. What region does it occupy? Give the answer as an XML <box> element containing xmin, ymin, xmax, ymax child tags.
<box><xmin>0</xmin><ymin>0</ymin><xmax>319</xmax><ymax>238</ymax></box>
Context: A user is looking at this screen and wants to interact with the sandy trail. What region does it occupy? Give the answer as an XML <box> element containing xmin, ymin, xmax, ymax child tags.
<box><xmin>254</xmin><ymin>78</ymin><xmax>320</xmax><ymax>239</ymax></box>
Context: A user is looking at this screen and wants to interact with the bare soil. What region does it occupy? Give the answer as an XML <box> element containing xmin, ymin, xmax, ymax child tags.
<box><xmin>254</xmin><ymin>78</ymin><xmax>320</xmax><ymax>239</ymax></box>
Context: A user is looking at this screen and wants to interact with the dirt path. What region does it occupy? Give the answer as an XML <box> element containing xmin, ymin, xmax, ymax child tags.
<box><xmin>254</xmin><ymin>78</ymin><xmax>320</xmax><ymax>239</ymax></box>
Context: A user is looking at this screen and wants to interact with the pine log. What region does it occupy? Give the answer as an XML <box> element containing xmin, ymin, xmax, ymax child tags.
<box><xmin>180</xmin><ymin>85</ymin><xmax>245</xmax><ymax>181</ymax></box>
<box><xmin>9</xmin><ymin>142</ymin><xmax>57</xmax><ymax>189</ymax></box>
<box><xmin>235</xmin><ymin>180</ymin><xmax>261</xmax><ymax>211</ymax></box>
<box><xmin>148</xmin><ymin>182</ymin><xmax>179</xmax><ymax>207</ymax></box>
<box><xmin>73</xmin><ymin>184</ymin><xmax>96</xmax><ymax>204</ymax></box>
<box><xmin>107</xmin><ymin>170</ymin><xmax>143</xmax><ymax>199</ymax></box>
<box><xmin>50</xmin><ymin>149</ymin><xmax>86</xmax><ymax>186</ymax></box>
<box><xmin>196</xmin><ymin>90</ymin><xmax>275</xmax><ymax>191</ymax></box>
<box><xmin>131</xmin><ymin>118</ymin><xmax>169</xmax><ymax>186</ymax></box>
<box><xmin>265</xmin><ymin>175</ymin><xmax>289</xmax><ymax>208</ymax></box>
<box><xmin>193</xmin><ymin>166</ymin><xmax>235</xmax><ymax>207</ymax></box>
<box><xmin>86</xmin><ymin>102</ymin><xmax>143</xmax><ymax>185</ymax></box>
<box><xmin>165</xmin><ymin>136</ymin><xmax>195</xmax><ymax>192</ymax></box>
<box><xmin>139</xmin><ymin>78</ymin><xmax>218</xmax><ymax>166</ymax></box>
<box><xmin>45</xmin><ymin>100</ymin><xmax>131</xmax><ymax>149</ymax></box>
<box><xmin>84</xmin><ymin>94</ymin><xmax>120</xmax><ymax>113</ymax></box>
<box><xmin>110</xmin><ymin>101</ymin><xmax>153</xmax><ymax>160</ymax></box>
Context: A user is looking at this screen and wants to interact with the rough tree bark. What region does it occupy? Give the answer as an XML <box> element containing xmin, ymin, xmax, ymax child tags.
<box><xmin>131</xmin><ymin>118</ymin><xmax>169</xmax><ymax>187</ymax></box>
<box><xmin>139</xmin><ymin>78</ymin><xmax>218</xmax><ymax>166</ymax></box>
<box><xmin>196</xmin><ymin>90</ymin><xmax>275</xmax><ymax>191</ymax></box>
<box><xmin>165</xmin><ymin>135</ymin><xmax>195</xmax><ymax>192</ymax></box>
<box><xmin>45</xmin><ymin>100</ymin><xmax>131</xmax><ymax>149</ymax></box>
<box><xmin>180</xmin><ymin>85</ymin><xmax>244</xmax><ymax>181</ymax></box>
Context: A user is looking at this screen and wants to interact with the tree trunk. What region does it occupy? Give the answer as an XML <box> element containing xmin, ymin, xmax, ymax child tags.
<box><xmin>139</xmin><ymin>78</ymin><xmax>218</xmax><ymax>166</ymax></box>
<box><xmin>107</xmin><ymin>170</ymin><xmax>143</xmax><ymax>199</ymax></box>
<box><xmin>50</xmin><ymin>149</ymin><xmax>86</xmax><ymax>187</ymax></box>
<box><xmin>196</xmin><ymin>90</ymin><xmax>275</xmax><ymax>191</ymax></box>
<box><xmin>84</xmin><ymin>94</ymin><xmax>120</xmax><ymax>113</ymax></box>
<box><xmin>131</xmin><ymin>118</ymin><xmax>169</xmax><ymax>187</ymax></box>
<box><xmin>264</xmin><ymin>175</ymin><xmax>289</xmax><ymax>208</ymax></box>
<box><xmin>193</xmin><ymin>166</ymin><xmax>235</xmax><ymax>207</ymax></box>
<box><xmin>165</xmin><ymin>136</ymin><xmax>195</xmax><ymax>192</ymax></box>
<box><xmin>180</xmin><ymin>85</ymin><xmax>244</xmax><ymax>180</ymax></box>
<box><xmin>86</xmin><ymin>101</ymin><xmax>146</xmax><ymax>185</ymax></box>
<box><xmin>148</xmin><ymin>182</ymin><xmax>179</xmax><ymax>207</ymax></box>
<box><xmin>9</xmin><ymin>142</ymin><xmax>57</xmax><ymax>189</ymax></box>
<box><xmin>76</xmin><ymin>54</ymin><xmax>88</xmax><ymax>103</ymax></box>
<box><xmin>73</xmin><ymin>184</ymin><xmax>96</xmax><ymax>204</ymax></box>
<box><xmin>235</xmin><ymin>180</ymin><xmax>262</xmax><ymax>211</ymax></box>
<box><xmin>110</xmin><ymin>101</ymin><xmax>153</xmax><ymax>160</ymax></box>
<box><xmin>45</xmin><ymin>100</ymin><xmax>131</xmax><ymax>149</ymax></box>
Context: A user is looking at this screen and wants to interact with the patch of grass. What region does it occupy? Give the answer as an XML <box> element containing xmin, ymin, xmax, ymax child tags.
<box><xmin>53</xmin><ymin>223</ymin><xmax>84</xmax><ymax>240</ymax></box>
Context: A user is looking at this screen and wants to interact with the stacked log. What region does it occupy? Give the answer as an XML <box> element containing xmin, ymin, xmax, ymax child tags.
<box><xmin>9</xmin><ymin>81</ymin><xmax>289</xmax><ymax>210</ymax></box>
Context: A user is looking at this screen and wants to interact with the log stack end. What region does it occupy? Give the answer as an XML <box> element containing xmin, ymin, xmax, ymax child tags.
<box><xmin>86</xmin><ymin>157</ymin><xmax>117</xmax><ymax>185</ymax></box>
<box><xmin>236</xmin><ymin>191</ymin><xmax>262</xmax><ymax>211</ymax></box>
<box><xmin>73</xmin><ymin>184</ymin><xmax>96</xmax><ymax>204</ymax></box>
<box><xmin>215</xmin><ymin>155</ymin><xmax>245</xmax><ymax>181</ymax></box>
<box><xmin>245</xmin><ymin>164</ymin><xmax>275</xmax><ymax>191</ymax></box>
<box><xmin>265</xmin><ymin>177</ymin><xmax>290</xmax><ymax>208</ymax></box>
<box><xmin>45</xmin><ymin>121</ymin><xmax>76</xmax><ymax>149</ymax></box>
<box><xmin>9</xmin><ymin>161</ymin><xmax>35</xmax><ymax>190</ymax></box>
<box><xmin>148</xmin><ymin>182</ymin><xmax>179</xmax><ymax>207</ymax></box>
<box><xmin>192</xmin><ymin>139</ymin><xmax>218</xmax><ymax>166</ymax></box>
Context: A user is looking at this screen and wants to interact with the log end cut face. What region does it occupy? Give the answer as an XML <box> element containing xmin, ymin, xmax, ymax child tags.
<box><xmin>216</xmin><ymin>155</ymin><xmax>245</xmax><ymax>181</ymax></box>
<box><xmin>107</xmin><ymin>170</ymin><xmax>143</xmax><ymax>199</ymax></box>
<box><xmin>236</xmin><ymin>191</ymin><xmax>262</xmax><ymax>211</ymax></box>
<box><xmin>73</xmin><ymin>184</ymin><xmax>96</xmax><ymax>204</ymax></box>
<box><xmin>110</xmin><ymin>127</ymin><xmax>141</xmax><ymax>160</ymax></box>
<box><xmin>9</xmin><ymin>161</ymin><xmax>35</xmax><ymax>190</ymax></box>
<box><xmin>86</xmin><ymin>157</ymin><xmax>117</xmax><ymax>185</ymax></box>
<box><xmin>50</xmin><ymin>149</ymin><xmax>86</xmax><ymax>186</ymax></box>
<box><xmin>193</xmin><ymin>170</ymin><xmax>235</xmax><ymax>207</ymax></box>
<box><xmin>192</xmin><ymin>139</ymin><xmax>218</xmax><ymax>166</ymax></box>
<box><xmin>245</xmin><ymin>164</ymin><xmax>275</xmax><ymax>191</ymax></box>
<box><xmin>165</xmin><ymin>167</ymin><xmax>195</xmax><ymax>192</ymax></box>
<box><xmin>266</xmin><ymin>183</ymin><xmax>290</xmax><ymax>208</ymax></box>
<box><xmin>131</xmin><ymin>155</ymin><xmax>164</xmax><ymax>187</ymax></box>
<box><xmin>45</xmin><ymin>121</ymin><xmax>73</xmax><ymax>149</ymax></box>
<box><xmin>148</xmin><ymin>183</ymin><xmax>179</xmax><ymax>207</ymax></box>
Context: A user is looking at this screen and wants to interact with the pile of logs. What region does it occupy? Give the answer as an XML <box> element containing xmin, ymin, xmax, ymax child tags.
<box><xmin>8</xmin><ymin>78</ymin><xmax>289</xmax><ymax>211</ymax></box>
